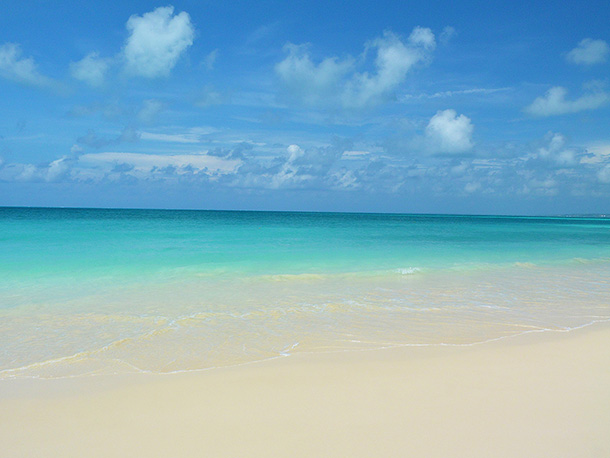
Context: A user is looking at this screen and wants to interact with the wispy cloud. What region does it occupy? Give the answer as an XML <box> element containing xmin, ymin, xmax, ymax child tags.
<box><xmin>401</xmin><ymin>87</ymin><xmax>511</xmax><ymax>100</ymax></box>
<box><xmin>275</xmin><ymin>27</ymin><xmax>437</xmax><ymax>109</ymax></box>
<box><xmin>566</xmin><ymin>38</ymin><xmax>609</xmax><ymax>65</ymax></box>
<box><xmin>196</xmin><ymin>85</ymin><xmax>227</xmax><ymax>107</ymax></box>
<box><xmin>137</xmin><ymin>99</ymin><xmax>165</xmax><ymax>123</ymax></box>
<box><xmin>598</xmin><ymin>164</ymin><xmax>610</xmax><ymax>183</ymax></box>
<box><xmin>0</xmin><ymin>43</ymin><xmax>56</xmax><ymax>88</ymax></box>
<box><xmin>140</xmin><ymin>127</ymin><xmax>218</xmax><ymax>144</ymax></box>
<box><xmin>70</xmin><ymin>52</ymin><xmax>111</xmax><ymax>87</ymax></box>
<box><xmin>525</xmin><ymin>86</ymin><xmax>610</xmax><ymax>116</ymax></box>
<box><xmin>77</xmin><ymin>127</ymin><xmax>140</xmax><ymax>149</ymax></box>
<box><xmin>202</xmin><ymin>49</ymin><xmax>218</xmax><ymax>70</ymax></box>
<box><xmin>140</xmin><ymin>132</ymin><xmax>199</xmax><ymax>144</ymax></box>
<box><xmin>79</xmin><ymin>152</ymin><xmax>240</xmax><ymax>175</ymax></box>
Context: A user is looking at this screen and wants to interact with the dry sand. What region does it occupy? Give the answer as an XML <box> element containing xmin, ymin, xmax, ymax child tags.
<box><xmin>1</xmin><ymin>322</ymin><xmax>609</xmax><ymax>457</ymax></box>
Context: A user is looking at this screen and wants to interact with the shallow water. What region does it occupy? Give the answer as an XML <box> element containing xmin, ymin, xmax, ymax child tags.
<box><xmin>1</xmin><ymin>208</ymin><xmax>609</xmax><ymax>378</ymax></box>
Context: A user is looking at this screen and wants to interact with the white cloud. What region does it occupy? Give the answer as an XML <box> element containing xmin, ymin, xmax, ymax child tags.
<box><xmin>275</xmin><ymin>28</ymin><xmax>436</xmax><ymax>109</ymax></box>
<box><xmin>343</xmin><ymin>29</ymin><xmax>435</xmax><ymax>108</ymax></box>
<box><xmin>269</xmin><ymin>144</ymin><xmax>306</xmax><ymax>188</ymax></box>
<box><xmin>402</xmin><ymin>87</ymin><xmax>510</xmax><ymax>100</ymax></box>
<box><xmin>80</xmin><ymin>152</ymin><xmax>240</xmax><ymax>175</ymax></box>
<box><xmin>46</xmin><ymin>157</ymin><xmax>74</xmax><ymax>181</ymax></box>
<box><xmin>330</xmin><ymin>169</ymin><xmax>358</xmax><ymax>189</ymax></box>
<box><xmin>525</xmin><ymin>178</ymin><xmax>558</xmax><ymax>196</ymax></box>
<box><xmin>140</xmin><ymin>127</ymin><xmax>216</xmax><ymax>144</ymax></box>
<box><xmin>407</xmin><ymin>26</ymin><xmax>436</xmax><ymax>50</ymax></box>
<box><xmin>275</xmin><ymin>43</ymin><xmax>354</xmax><ymax>106</ymax></box>
<box><xmin>0</xmin><ymin>156</ymin><xmax>75</xmax><ymax>182</ymax></box>
<box><xmin>230</xmin><ymin>143</ymin><xmax>348</xmax><ymax>190</ymax></box>
<box><xmin>450</xmin><ymin>162</ymin><xmax>468</xmax><ymax>175</ymax></box>
<box><xmin>536</xmin><ymin>132</ymin><xmax>577</xmax><ymax>167</ymax></box>
<box><xmin>598</xmin><ymin>165</ymin><xmax>610</xmax><ymax>183</ymax></box>
<box><xmin>0</xmin><ymin>148</ymin><xmax>239</xmax><ymax>184</ymax></box>
<box><xmin>581</xmin><ymin>144</ymin><xmax>610</xmax><ymax>164</ymax></box>
<box><xmin>439</xmin><ymin>26</ymin><xmax>456</xmax><ymax>45</ymax></box>
<box><xmin>464</xmin><ymin>182</ymin><xmax>480</xmax><ymax>193</ymax></box>
<box><xmin>70</xmin><ymin>52</ymin><xmax>110</xmax><ymax>87</ymax></box>
<box><xmin>566</xmin><ymin>39</ymin><xmax>609</xmax><ymax>65</ymax></box>
<box><xmin>203</xmin><ymin>49</ymin><xmax>218</xmax><ymax>70</ymax></box>
<box><xmin>197</xmin><ymin>85</ymin><xmax>226</xmax><ymax>107</ymax></box>
<box><xmin>525</xmin><ymin>86</ymin><xmax>610</xmax><ymax>116</ymax></box>
<box><xmin>137</xmin><ymin>99</ymin><xmax>164</xmax><ymax>122</ymax></box>
<box><xmin>140</xmin><ymin>132</ymin><xmax>199</xmax><ymax>143</ymax></box>
<box><xmin>0</xmin><ymin>43</ymin><xmax>54</xmax><ymax>87</ymax></box>
<box><xmin>123</xmin><ymin>6</ymin><xmax>195</xmax><ymax>78</ymax></box>
<box><xmin>70</xmin><ymin>144</ymin><xmax>84</xmax><ymax>155</ymax></box>
<box><xmin>342</xmin><ymin>150</ymin><xmax>370</xmax><ymax>159</ymax></box>
<box><xmin>425</xmin><ymin>109</ymin><xmax>474</xmax><ymax>153</ymax></box>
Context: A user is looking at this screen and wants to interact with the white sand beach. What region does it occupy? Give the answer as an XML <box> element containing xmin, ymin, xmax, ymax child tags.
<box><xmin>1</xmin><ymin>322</ymin><xmax>609</xmax><ymax>457</ymax></box>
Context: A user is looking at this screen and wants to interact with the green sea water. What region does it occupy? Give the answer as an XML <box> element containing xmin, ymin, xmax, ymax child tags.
<box><xmin>1</xmin><ymin>207</ymin><xmax>609</xmax><ymax>378</ymax></box>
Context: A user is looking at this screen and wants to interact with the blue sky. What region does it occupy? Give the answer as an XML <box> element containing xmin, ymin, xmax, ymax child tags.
<box><xmin>1</xmin><ymin>0</ymin><xmax>609</xmax><ymax>214</ymax></box>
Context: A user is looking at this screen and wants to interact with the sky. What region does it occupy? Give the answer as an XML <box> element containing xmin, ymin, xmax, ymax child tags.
<box><xmin>0</xmin><ymin>0</ymin><xmax>609</xmax><ymax>215</ymax></box>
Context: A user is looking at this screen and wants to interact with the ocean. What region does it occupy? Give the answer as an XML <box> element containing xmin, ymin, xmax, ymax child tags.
<box><xmin>1</xmin><ymin>207</ymin><xmax>609</xmax><ymax>378</ymax></box>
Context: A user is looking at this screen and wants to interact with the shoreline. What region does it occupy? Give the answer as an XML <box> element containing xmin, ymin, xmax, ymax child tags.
<box><xmin>1</xmin><ymin>320</ymin><xmax>609</xmax><ymax>457</ymax></box>
<box><xmin>2</xmin><ymin>318</ymin><xmax>608</xmax><ymax>382</ymax></box>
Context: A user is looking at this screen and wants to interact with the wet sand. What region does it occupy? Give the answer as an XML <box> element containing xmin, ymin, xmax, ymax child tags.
<box><xmin>1</xmin><ymin>322</ymin><xmax>609</xmax><ymax>457</ymax></box>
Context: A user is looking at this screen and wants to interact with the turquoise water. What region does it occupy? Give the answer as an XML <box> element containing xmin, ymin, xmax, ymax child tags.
<box><xmin>1</xmin><ymin>207</ymin><xmax>610</xmax><ymax>378</ymax></box>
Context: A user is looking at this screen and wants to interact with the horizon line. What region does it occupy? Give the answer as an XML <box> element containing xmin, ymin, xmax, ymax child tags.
<box><xmin>1</xmin><ymin>205</ymin><xmax>608</xmax><ymax>219</ymax></box>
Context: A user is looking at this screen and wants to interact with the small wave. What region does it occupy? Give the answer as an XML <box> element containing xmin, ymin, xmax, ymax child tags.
<box><xmin>258</xmin><ymin>273</ymin><xmax>327</xmax><ymax>282</ymax></box>
<box><xmin>513</xmin><ymin>262</ymin><xmax>536</xmax><ymax>268</ymax></box>
<box><xmin>394</xmin><ymin>267</ymin><xmax>421</xmax><ymax>275</ymax></box>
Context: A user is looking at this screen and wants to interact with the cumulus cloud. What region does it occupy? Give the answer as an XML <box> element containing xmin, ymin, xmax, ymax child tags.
<box><xmin>70</xmin><ymin>52</ymin><xmax>110</xmax><ymax>87</ymax></box>
<box><xmin>0</xmin><ymin>43</ymin><xmax>54</xmax><ymax>88</ymax></box>
<box><xmin>566</xmin><ymin>39</ymin><xmax>609</xmax><ymax>65</ymax></box>
<box><xmin>525</xmin><ymin>86</ymin><xmax>610</xmax><ymax>116</ymax></box>
<box><xmin>425</xmin><ymin>109</ymin><xmax>474</xmax><ymax>154</ymax></box>
<box><xmin>123</xmin><ymin>6</ymin><xmax>195</xmax><ymax>78</ymax></box>
<box><xmin>275</xmin><ymin>27</ymin><xmax>436</xmax><ymax>109</ymax></box>
<box><xmin>523</xmin><ymin>177</ymin><xmax>558</xmax><ymax>196</ymax></box>
<box><xmin>0</xmin><ymin>147</ymin><xmax>239</xmax><ymax>184</ymax></box>
<box><xmin>46</xmin><ymin>157</ymin><xmax>76</xmax><ymax>181</ymax></box>
<box><xmin>581</xmin><ymin>144</ymin><xmax>610</xmax><ymax>164</ymax></box>
<box><xmin>536</xmin><ymin>132</ymin><xmax>578</xmax><ymax>167</ymax></box>
<box><xmin>229</xmin><ymin>142</ymin><xmax>349</xmax><ymax>190</ymax></box>
<box><xmin>261</xmin><ymin>144</ymin><xmax>346</xmax><ymax>189</ymax></box>
<box><xmin>269</xmin><ymin>144</ymin><xmax>306</xmax><ymax>188</ymax></box>
<box><xmin>404</xmin><ymin>27</ymin><xmax>436</xmax><ymax>50</ymax></box>
<box><xmin>0</xmin><ymin>156</ymin><xmax>76</xmax><ymax>183</ymax></box>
